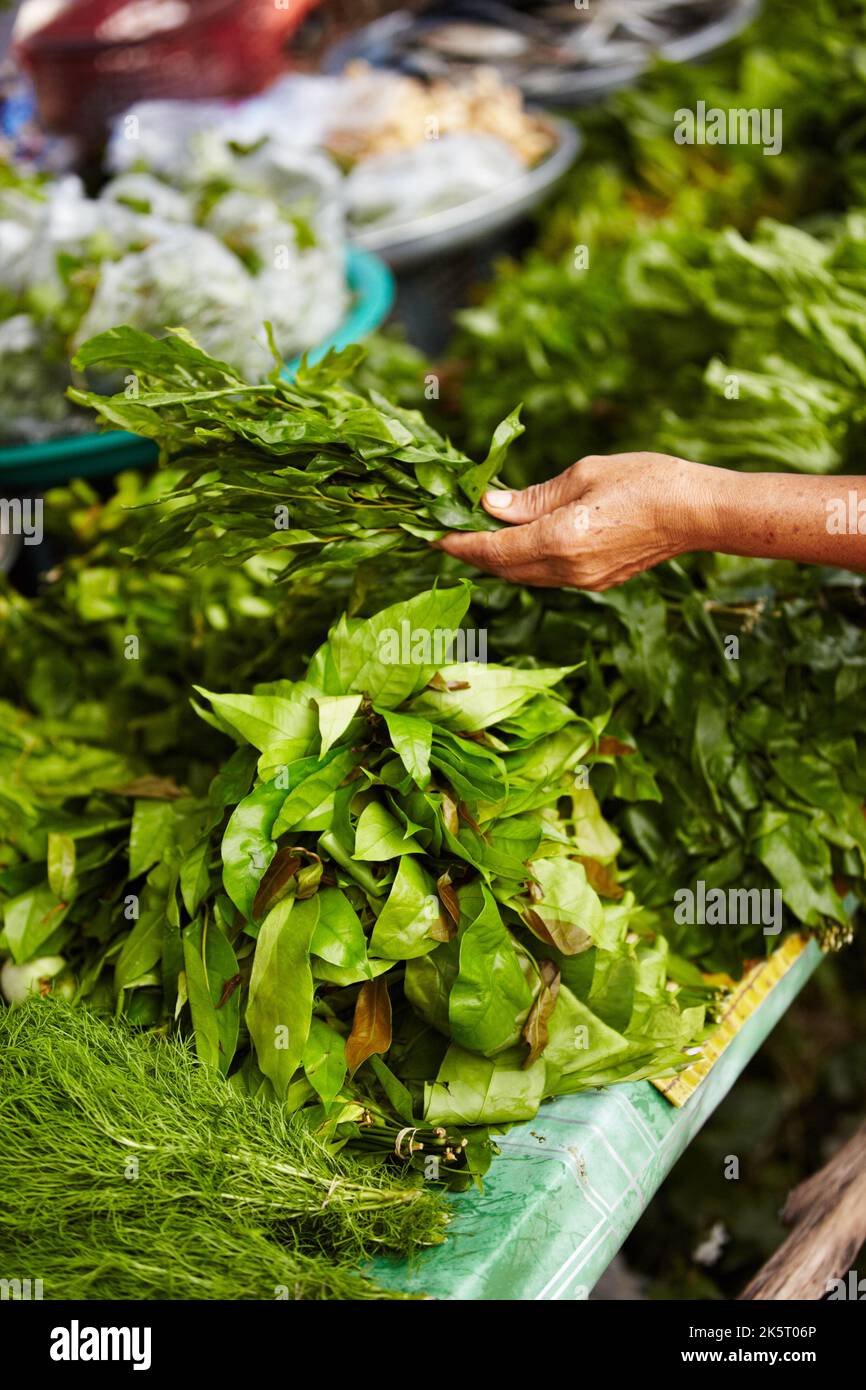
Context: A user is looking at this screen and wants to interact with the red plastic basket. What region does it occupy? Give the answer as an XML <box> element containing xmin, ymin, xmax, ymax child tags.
<box><xmin>14</xmin><ymin>0</ymin><xmax>321</xmax><ymax>143</ymax></box>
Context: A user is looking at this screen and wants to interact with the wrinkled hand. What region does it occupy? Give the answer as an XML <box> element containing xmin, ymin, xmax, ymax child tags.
<box><xmin>438</xmin><ymin>451</ymin><xmax>713</xmax><ymax>590</ymax></box>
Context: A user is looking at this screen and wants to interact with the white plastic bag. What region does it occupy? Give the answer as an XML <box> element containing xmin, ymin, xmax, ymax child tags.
<box><xmin>345</xmin><ymin>132</ymin><xmax>524</xmax><ymax>230</ymax></box>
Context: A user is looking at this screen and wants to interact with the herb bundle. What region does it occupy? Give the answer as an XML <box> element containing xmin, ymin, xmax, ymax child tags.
<box><xmin>0</xmin><ymin>998</ymin><xmax>446</xmax><ymax>1300</ymax></box>
<box><xmin>69</xmin><ymin>326</ymin><xmax>523</xmax><ymax>585</ymax></box>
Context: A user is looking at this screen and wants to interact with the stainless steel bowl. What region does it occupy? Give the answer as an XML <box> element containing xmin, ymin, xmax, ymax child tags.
<box><xmin>349</xmin><ymin>114</ymin><xmax>581</xmax><ymax>269</ymax></box>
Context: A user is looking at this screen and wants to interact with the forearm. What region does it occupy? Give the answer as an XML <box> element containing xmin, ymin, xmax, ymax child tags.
<box><xmin>686</xmin><ymin>467</ymin><xmax>866</xmax><ymax>572</ymax></box>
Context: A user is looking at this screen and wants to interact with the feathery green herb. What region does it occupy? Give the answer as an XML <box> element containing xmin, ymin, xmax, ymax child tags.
<box><xmin>0</xmin><ymin>997</ymin><xmax>447</xmax><ymax>1300</ymax></box>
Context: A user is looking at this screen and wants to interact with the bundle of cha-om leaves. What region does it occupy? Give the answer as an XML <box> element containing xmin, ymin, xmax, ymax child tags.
<box><xmin>0</xmin><ymin>997</ymin><xmax>447</xmax><ymax>1299</ymax></box>
<box><xmin>0</xmin><ymin>583</ymin><xmax>707</xmax><ymax>1146</ymax></box>
<box><xmin>68</xmin><ymin>325</ymin><xmax>522</xmax><ymax>585</ymax></box>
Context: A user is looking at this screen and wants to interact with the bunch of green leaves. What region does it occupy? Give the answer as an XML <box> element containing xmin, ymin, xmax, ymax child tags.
<box><xmin>188</xmin><ymin>583</ymin><xmax>704</xmax><ymax>1131</ymax></box>
<box><xmin>644</xmin><ymin>214</ymin><xmax>866</xmax><ymax>472</ymax></box>
<box><xmin>456</xmin><ymin>203</ymin><xmax>866</xmax><ymax>484</ymax></box>
<box><xmin>0</xmin><ymin>582</ymin><xmax>706</xmax><ymax>1138</ymax></box>
<box><xmin>469</xmin><ymin>557</ymin><xmax>866</xmax><ymax>976</ymax></box>
<box><xmin>69</xmin><ymin>325</ymin><xmax>523</xmax><ymax>586</ymax></box>
<box><xmin>0</xmin><ymin>997</ymin><xmax>447</xmax><ymax>1300</ymax></box>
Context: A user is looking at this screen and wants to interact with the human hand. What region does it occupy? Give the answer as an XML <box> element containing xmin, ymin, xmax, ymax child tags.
<box><xmin>437</xmin><ymin>451</ymin><xmax>715</xmax><ymax>590</ymax></box>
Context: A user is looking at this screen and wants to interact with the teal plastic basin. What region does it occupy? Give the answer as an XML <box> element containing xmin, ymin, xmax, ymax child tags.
<box><xmin>0</xmin><ymin>246</ymin><xmax>394</xmax><ymax>489</ymax></box>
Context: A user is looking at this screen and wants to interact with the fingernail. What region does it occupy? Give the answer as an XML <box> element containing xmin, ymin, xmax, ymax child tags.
<box><xmin>485</xmin><ymin>490</ymin><xmax>513</xmax><ymax>508</ymax></box>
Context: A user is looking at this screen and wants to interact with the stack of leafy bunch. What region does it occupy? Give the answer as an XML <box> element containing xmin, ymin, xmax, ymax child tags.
<box><xmin>68</xmin><ymin>325</ymin><xmax>522</xmax><ymax>586</ymax></box>
<box><xmin>0</xmin><ymin>582</ymin><xmax>707</xmax><ymax>1147</ymax></box>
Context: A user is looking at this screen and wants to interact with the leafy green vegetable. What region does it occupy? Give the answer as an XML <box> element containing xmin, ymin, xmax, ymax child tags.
<box><xmin>1</xmin><ymin>574</ymin><xmax>707</xmax><ymax>1142</ymax></box>
<box><xmin>69</xmin><ymin>327</ymin><xmax>521</xmax><ymax>588</ymax></box>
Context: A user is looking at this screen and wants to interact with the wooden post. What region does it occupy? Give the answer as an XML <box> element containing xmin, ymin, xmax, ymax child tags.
<box><xmin>740</xmin><ymin>1120</ymin><xmax>866</xmax><ymax>1300</ymax></box>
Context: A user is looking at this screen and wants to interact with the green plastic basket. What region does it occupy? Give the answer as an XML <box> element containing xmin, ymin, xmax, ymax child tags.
<box><xmin>0</xmin><ymin>246</ymin><xmax>394</xmax><ymax>490</ymax></box>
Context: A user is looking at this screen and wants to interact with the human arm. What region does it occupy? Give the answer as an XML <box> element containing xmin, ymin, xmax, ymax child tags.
<box><xmin>436</xmin><ymin>452</ymin><xmax>866</xmax><ymax>590</ymax></box>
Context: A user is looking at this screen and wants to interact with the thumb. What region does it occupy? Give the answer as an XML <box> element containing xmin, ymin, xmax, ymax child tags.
<box><xmin>483</xmin><ymin>461</ymin><xmax>588</xmax><ymax>525</ymax></box>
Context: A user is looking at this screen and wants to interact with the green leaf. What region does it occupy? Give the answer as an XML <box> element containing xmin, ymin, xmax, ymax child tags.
<box><xmin>47</xmin><ymin>833</ymin><xmax>76</xmax><ymax>901</ymax></box>
<box><xmin>182</xmin><ymin>916</ymin><xmax>240</xmax><ymax>1074</ymax></box>
<box><xmin>404</xmin><ymin>939</ymin><xmax>460</xmax><ymax>1035</ymax></box>
<box><xmin>571</xmin><ymin>788</ymin><xmax>622</xmax><ymax>863</ymax></box>
<box><xmin>378</xmin><ymin>708</ymin><xmax>433</xmax><ymax>788</ymax></box>
<box><xmin>423</xmin><ymin>1044</ymin><xmax>545</xmax><ymax>1125</ymax></box>
<box><xmin>302</xmin><ymin>1017</ymin><xmax>347</xmax><ymax>1104</ymax></box>
<box><xmin>221</xmin><ymin>780</ymin><xmax>288</xmax><ymax>919</ymax></box>
<box><xmin>3</xmin><ymin>883</ymin><xmax>70</xmax><ymax>965</ymax></box>
<box><xmin>179</xmin><ymin>836</ymin><xmax>212</xmax><ymax>918</ymax></box>
<box><xmin>115</xmin><ymin>899</ymin><xmax>164</xmax><ymax>991</ymax></box>
<box><xmin>129</xmin><ymin>800</ymin><xmax>176</xmax><ymax>879</ymax></box>
<box><xmin>458</xmin><ymin>406</ymin><xmax>524</xmax><ymax>504</ymax></box>
<box><xmin>449</xmin><ymin>883</ymin><xmax>535</xmax><ymax>1056</ymax></box>
<box><xmin>246</xmin><ymin>896</ymin><xmax>318</xmax><ymax>1100</ymax></box>
<box><xmin>410</xmin><ymin>663</ymin><xmax>575</xmax><ymax>733</ymax></box>
<box><xmin>309</xmin><ymin>887</ymin><xmax>370</xmax><ymax>975</ymax></box>
<box><xmin>194</xmin><ymin>686</ymin><xmax>318</xmax><ymax>756</ymax></box>
<box><xmin>316</xmin><ymin>694</ymin><xmax>363</xmax><ymax>756</ymax></box>
<box><xmin>327</xmin><ymin>586</ymin><xmax>473</xmax><ymax>707</ymax></box>
<box><xmin>207</xmin><ymin>746</ymin><xmax>258</xmax><ymax>811</ymax></box>
<box><xmin>753</xmin><ymin>807</ymin><xmax>844</xmax><ymax>925</ymax></box>
<box><xmin>272</xmin><ymin>749</ymin><xmax>361</xmax><ymax>836</ymax></box>
<box><xmin>369</xmin><ymin>856</ymin><xmax>441</xmax><ymax>959</ymax></box>
<box><xmin>368</xmin><ymin>1054</ymin><xmax>416</xmax><ymax>1122</ymax></box>
<box><xmin>542</xmin><ymin>984</ymin><xmax>633</xmax><ymax>1080</ymax></box>
<box><xmin>354</xmin><ymin>803</ymin><xmax>422</xmax><ymax>861</ymax></box>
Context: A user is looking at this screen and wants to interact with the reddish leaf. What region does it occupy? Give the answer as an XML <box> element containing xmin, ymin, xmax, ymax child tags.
<box><xmin>579</xmin><ymin>856</ymin><xmax>624</xmax><ymax>899</ymax></box>
<box><xmin>440</xmin><ymin>792</ymin><xmax>460</xmax><ymax>836</ymax></box>
<box><xmin>525</xmin><ymin>907</ymin><xmax>593</xmax><ymax>956</ymax></box>
<box><xmin>437</xmin><ymin>872</ymin><xmax>461</xmax><ymax>925</ymax></box>
<box><xmin>457</xmin><ymin>802</ymin><xmax>484</xmax><ymax>835</ymax></box>
<box><xmin>522</xmin><ymin>960</ymin><xmax>561</xmax><ymax>1068</ymax></box>
<box><xmin>217</xmin><ymin>972</ymin><xmax>242</xmax><ymax>1010</ymax></box>
<box><xmin>109</xmin><ymin>776</ymin><xmax>187</xmax><ymax>799</ymax></box>
<box><xmin>597</xmin><ymin>736</ymin><xmax>635</xmax><ymax>757</ymax></box>
<box><xmin>345</xmin><ymin>978</ymin><xmax>392</xmax><ymax>1076</ymax></box>
<box><xmin>252</xmin><ymin>848</ymin><xmax>301</xmax><ymax>922</ymax></box>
